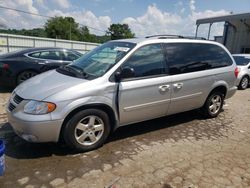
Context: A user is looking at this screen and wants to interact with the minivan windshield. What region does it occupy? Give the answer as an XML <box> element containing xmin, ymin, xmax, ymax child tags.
<box><xmin>233</xmin><ymin>55</ymin><xmax>250</xmax><ymax>66</ymax></box>
<box><xmin>59</xmin><ymin>41</ymin><xmax>136</xmax><ymax>79</ymax></box>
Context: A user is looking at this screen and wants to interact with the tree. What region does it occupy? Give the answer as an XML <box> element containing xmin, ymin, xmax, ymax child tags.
<box><xmin>107</xmin><ymin>23</ymin><xmax>135</xmax><ymax>40</ymax></box>
<box><xmin>44</xmin><ymin>16</ymin><xmax>80</xmax><ymax>40</ymax></box>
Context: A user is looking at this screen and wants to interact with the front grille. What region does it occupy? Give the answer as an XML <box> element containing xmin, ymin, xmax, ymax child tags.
<box><xmin>8</xmin><ymin>103</ymin><xmax>16</xmax><ymax>112</ymax></box>
<box><xmin>13</xmin><ymin>94</ymin><xmax>24</xmax><ymax>104</ymax></box>
<box><xmin>8</xmin><ymin>93</ymin><xmax>24</xmax><ymax>112</ymax></box>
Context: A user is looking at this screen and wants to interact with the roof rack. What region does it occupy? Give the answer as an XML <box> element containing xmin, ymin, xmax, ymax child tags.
<box><xmin>145</xmin><ymin>34</ymin><xmax>206</xmax><ymax>40</ymax></box>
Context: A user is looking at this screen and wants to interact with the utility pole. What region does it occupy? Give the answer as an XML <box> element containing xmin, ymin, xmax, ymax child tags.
<box><xmin>69</xmin><ymin>23</ymin><xmax>72</xmax><ymax>40</ymax></box>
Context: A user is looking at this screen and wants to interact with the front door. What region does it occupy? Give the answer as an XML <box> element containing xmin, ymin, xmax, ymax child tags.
<box><xmin>118</xmin><ymin>43</ymin><xmax>172</xmax><ymax>125</ymax></box>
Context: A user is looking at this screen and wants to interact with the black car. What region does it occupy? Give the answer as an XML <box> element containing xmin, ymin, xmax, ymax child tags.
<box><xmin>0</xmin><ymin>47</ymin><xmax>82</xmax><ymax>87</ymax></box>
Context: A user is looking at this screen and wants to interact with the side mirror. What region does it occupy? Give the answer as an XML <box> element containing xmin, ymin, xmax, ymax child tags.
<box><xmin>115</xmin><ymin>66</ymin><xmax>135</xmax><ymax>82</ymax></box>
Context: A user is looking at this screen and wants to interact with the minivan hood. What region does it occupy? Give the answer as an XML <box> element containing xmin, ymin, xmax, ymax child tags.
<box><xmin>15</xmin><ymin>70</ymin><xmax>88</xmax><ymax>100</ymax></box>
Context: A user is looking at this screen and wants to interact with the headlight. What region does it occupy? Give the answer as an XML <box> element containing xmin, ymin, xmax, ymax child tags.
<box><xmin>24</xmin><ymin>100</ymin><xmax>56</xmax><ymax>115</ymax></box>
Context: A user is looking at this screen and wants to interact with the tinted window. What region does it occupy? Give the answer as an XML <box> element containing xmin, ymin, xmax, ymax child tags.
<box><xmin>165</xmin><ymin>43</ymin><xmax>233</xmax><ymax>75</ymax></box>
<box><xmin>122</xmin><ymin>44</ymin><xmax>166</xmax><ymax>78</ymax></box>
<box><xmin>39</xmin><ymin>51</ymin><xmax>62</xmax><ymax>60</ymax></box>
<box><xmin>233</xmin><ymin>56</ymin><xmax>250</xmax><ymax>66</ymax></box>
<box><xmin>61</xmin><ymin>51</ymin><xmax>80</xmax><ymax>61</ymax></box>
<box><xmin>29</xmin><ymin>52</ymin><xmax>40</xmax><ymax>58</ymax></box>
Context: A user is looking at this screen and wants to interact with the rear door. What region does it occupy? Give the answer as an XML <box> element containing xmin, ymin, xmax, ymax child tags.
<box><xmin>118</xmin><ymin>43</ymin><xmax>172</xmax><ymax>125</ymax></box>
<box><xmin>165</xmin><ymin>42</ymin><xmax>233</xmax><ymax>115</ymax></box>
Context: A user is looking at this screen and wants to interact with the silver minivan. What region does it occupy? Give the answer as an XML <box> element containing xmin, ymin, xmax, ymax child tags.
<box><xmin>7</xmin><ymin>36</ymin><xmax>238</xmax><ymax>151</ymax></box>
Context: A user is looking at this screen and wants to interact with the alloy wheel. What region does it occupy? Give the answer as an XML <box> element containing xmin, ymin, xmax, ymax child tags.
<box><xmin>209</xmin><ymin>95</ymin><xmax>222</xmax><ymax>115</ymax></box>
<box><xmin>74</xmin><ymin>115</ymin><xmax>104</xmax><ymax>146</ymax></box>
<box><xmin>241</xmin><ymin>77</ymin><xmax>249</xmax><ymax>89</ymax></box>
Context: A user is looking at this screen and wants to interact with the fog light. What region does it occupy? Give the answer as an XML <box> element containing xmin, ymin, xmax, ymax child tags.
<box><xmin>21</xmin><ymin>134</ymin><xmax>38</xmax><ymax>142</ymax></box>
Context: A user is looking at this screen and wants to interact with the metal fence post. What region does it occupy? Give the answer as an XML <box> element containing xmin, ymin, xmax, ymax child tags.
<box><xmin>6</xmin><ymin>35</ymin><xmax>9</xmax><ymax>52</ymax></box>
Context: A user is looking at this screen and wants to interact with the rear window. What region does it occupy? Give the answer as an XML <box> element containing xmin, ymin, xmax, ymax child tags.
<box><xmin>233</xmin><ymin>56</ymin><xmax>250</xmax><ymax>66</ymax></box>
<box><xmin>165</xmin><ymin>43</ymin><xmax>233</xmax><ymax>75</ymax></box>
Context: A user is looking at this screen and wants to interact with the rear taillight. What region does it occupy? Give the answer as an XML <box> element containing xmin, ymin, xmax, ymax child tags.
<box><xmin>3</xmin><ymin>64</ymin><xmax>9</xmax><ymax>69</ymax></box>
<box><xmin>234</xmin><ymin>67</ymin><xmax>240</xmax><ymax>78</ymax></box>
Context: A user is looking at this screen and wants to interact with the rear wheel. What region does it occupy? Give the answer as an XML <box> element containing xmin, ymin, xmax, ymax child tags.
<box><xmin>238</xmin><ymin>76</ymin><xmax>249</xmax><ymax>90</ymax></box>
<box><xmin>17</xmin><ymin>70</ymin><xmax>38</xmax><ymax>85</ymax></box>
<box><xmin>202</xmin><ymin>91</ymin><xmax>224</xmax><ymax>118</ymax></box>
<box><xmin>63</xmin><ymin>109</ymin><xmax>110</xmax><ymax>152</ymax></box>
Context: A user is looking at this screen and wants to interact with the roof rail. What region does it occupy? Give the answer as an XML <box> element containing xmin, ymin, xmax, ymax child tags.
<box><xmin>145</xmin><ymin>34</ymin><xmax>207</xmax><ymax>40</ymax></box>
<box><xmin>145</xmin><ymin>35</ymin><xmax>183</xmax><ymax>38</ymax></box>
<box><xmin>182</xmin><ymin>36</ymin><xmax>207</xmax><ymax>40</ymax></box>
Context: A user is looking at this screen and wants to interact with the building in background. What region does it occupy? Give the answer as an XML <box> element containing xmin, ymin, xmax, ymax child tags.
<box><xmin>196</xmin><ymin>12</ymin><xmax>250</xmax><ymax>54</ymax></box>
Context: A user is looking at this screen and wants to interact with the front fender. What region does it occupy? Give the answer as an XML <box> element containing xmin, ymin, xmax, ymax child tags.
<box><xmin>50</xmin><ymin>95</ymin><xmax>118</xmax><ymax>123</ymax></box>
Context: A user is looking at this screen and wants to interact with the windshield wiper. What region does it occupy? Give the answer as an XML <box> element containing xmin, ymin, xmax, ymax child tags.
<box><xmin>70</xmin><ymin>65</ymin><xmax>89</xmax><ymax>78</ymax></box>
<box><xmin>60</xmin><ymin>65</ymin><xmax>88</xmax><ymax>78</ymax></box>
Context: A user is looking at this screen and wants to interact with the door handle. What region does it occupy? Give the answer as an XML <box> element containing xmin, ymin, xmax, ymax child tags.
<box><xmin>159</xmin><ymin>85</ymin><xmax>170</xmax><ymax>92</ymax></box>
<box><xmin>173</xmin><ymin>83</ymin><xmax>183</xmax><ymax>89</ymax></box>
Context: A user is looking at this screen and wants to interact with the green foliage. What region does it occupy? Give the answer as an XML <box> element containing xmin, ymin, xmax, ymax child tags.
<box><xmin>0</xmin><ymin>28</ymin><xmax>46</xmax><ymax>37</ymax></box>
<box><xmin>107</xmin><ymin>23</ymin><xmax>135</xmax><ymax>40</ymax></box>
<box><xmin>44</xmin><ymin>16</ymin><xmax>80</xmax><ymax>40</ymax></box>
<box><xmin>0</xmin><ymin>17</ymin><xmax>135</xmax><ymax>43</ymax></box>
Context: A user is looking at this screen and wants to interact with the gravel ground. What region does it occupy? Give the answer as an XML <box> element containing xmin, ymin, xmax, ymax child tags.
<box><xmin>0</xmin><ymin>87</ymin><xmax>250</xmax><ymax>188</ymax></box>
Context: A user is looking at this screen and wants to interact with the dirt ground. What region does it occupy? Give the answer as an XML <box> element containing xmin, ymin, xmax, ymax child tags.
<box><xmin>0</xmin><ymin>87</ymin><xmax>250</xmax><ymax>188</ymax></box>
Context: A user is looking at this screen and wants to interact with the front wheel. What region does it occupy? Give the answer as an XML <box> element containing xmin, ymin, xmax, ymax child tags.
<box><xmin>63</xmin><ymin>109</ymin><xmax>111</xmax><ymax>152</ymax></box>
<box><xmin>202</xmin><ymin>92</ymin><xmax>224</xmax><ymax>118</ymax></box>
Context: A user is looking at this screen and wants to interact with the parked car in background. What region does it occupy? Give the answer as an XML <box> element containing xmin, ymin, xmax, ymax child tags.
<box><xmin>232</xmin><ymin>54</ymin><xmax>250</xmax><ymax>90</ymax></box>
<box><xmin>7</xmin><ymin>36</ymin><xmax>237</xmax><ymax>152</ymax></box>
<box><xmin>0</xmin><ymin>47</ymin><xmax>82</xmax><ymax>87</ymax></box>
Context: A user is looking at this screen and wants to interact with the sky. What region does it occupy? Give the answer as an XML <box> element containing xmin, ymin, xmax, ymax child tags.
<box><xmin>0</xmin><ymin>0</ymin><xmax>250</xmax><ymax>38</ymax></box>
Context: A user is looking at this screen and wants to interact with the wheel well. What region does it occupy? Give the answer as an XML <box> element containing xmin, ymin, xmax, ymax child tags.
<box><xmin>242</xmin><ymin>75</ymin><xmax>249</xmax><ymax>79</ymax></box>
<box><xmin>17</xmin><ymin>69</ymin><xmax>39</xmax><ymax>76</ymax></box>
<box><xmin>16</xmin><ymin>69</ymin><xmax>39</xmax><ymax>84</ymax></box>
<box><xmin>209</xmin><ymin>86</ymin><xmax>227</xmax><ymax>98</ymax></box>
<box><xmin>59</xmin><ymin>104</ymin><xmax>117</xmax><ymax>142</ymax></box>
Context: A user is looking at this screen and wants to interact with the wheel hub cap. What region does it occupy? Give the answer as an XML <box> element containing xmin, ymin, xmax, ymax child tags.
<box><xmin>241</xmin><ymin>77</ymin><xmax>248</xmax><ymax>89</ymax></box>
<box><xmin>74</xmin><ymin>115</ymin><xmax>104</xmax><ymax>146</ymax></box>
<box><xmin>209</xmin><ymin>95</ymin><xmax>222</xmax><ymax>115</ymax></box>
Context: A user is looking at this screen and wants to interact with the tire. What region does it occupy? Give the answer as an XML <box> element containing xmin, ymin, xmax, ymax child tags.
<box><xmin>238</xmin><ymin>76</ymin><xmax>249</xmax><ymax>90</ymax></box>
<box><xmin>17</xmin><ymin>70</ymin><xmax>38</xmax><ymax>85</ymax></box>
<box><xmin>202</xmin><ymin>91</ymin><xmax>224</xmax><ymax>118</ymax></box>
<box><xmin>63</xmin><ymin>109</ymin><xmax>111</xmax><ymax>152</ymax></box>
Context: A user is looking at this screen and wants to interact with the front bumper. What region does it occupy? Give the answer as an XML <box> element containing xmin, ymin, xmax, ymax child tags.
<box><xmin>7</xmin><ymin>109</ymin><xmax>63</xmax><ymax>143</ymax></box>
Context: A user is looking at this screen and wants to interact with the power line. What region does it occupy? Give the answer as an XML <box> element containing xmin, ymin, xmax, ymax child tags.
<box><xmin>0</xmin><ymin>5</ymin><xmax>50</xmax><ymax>18</ymax></box>
<box><xmin>0</xmin><ymin>5</ymin><xmax>107</xmax><ymax>33</ymax></box>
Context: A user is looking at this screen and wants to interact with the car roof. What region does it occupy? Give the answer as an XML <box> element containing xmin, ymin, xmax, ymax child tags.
<box><xmin>20</xmin><ymin>47</ymin><xmax>78</xmax><ymax>53</ymax></box>
<box><xmin>0</xmin><ymin>47</ymin><xmax>81</xmax><ymax>58</ymax></box>
<box><xmin>232</xmin><ymin>54</ymin><xmax>250</xmax><ymax>57</ymax></box>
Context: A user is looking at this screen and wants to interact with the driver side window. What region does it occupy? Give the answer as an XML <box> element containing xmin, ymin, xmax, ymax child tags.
<box><xmin>121</xmin><ymin>43</ymin><xmax>166</xmax><ymax>79</ymax></box>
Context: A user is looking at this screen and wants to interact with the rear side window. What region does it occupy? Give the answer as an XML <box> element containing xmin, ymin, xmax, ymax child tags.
<box><xmin>28</xmin><ymin>51</ymin><xmax>63</xmax><ymax>60</ymax></box>
<box><xmin>165</xmin><ymin>43</ymin><xmax>233</xmax><ymax>75</ymax></box>
<box><xmin>28</xmin><ymin>52</ymin><xmax>40</xmax><ymax>58</ymax></box>
<box><xmin>39</xmin><ymin>51</ymin><xmax>62</xmax><ymax>60</ymax></box>
<box><xmin>122</xmin><ymin>44</ymin><xmax>166</xmax><ymax>78</ymax></box>
<box><xmin>233</xmin><ymin>56</ymin><xmax>250</xmax><ymax>66</ymax></box>
<box><xmin>61</xmin><ymin>51</ymin><xmax>80</xmax><ymax>61</ymax></box>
